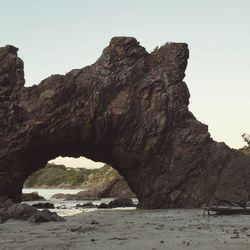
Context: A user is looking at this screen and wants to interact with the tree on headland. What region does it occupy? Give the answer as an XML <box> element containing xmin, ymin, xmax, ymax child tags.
<box><xmin>242</xmin><ymin>133</ymin><xmax>250</xmax><ymax>147</ymax></box>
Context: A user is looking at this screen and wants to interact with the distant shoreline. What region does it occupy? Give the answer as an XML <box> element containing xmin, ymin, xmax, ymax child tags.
<box><xmin>22</xmin><ymin>187</ymin><xmax>85</xmax><ymax>200</ymax></box>
<box><xmin>23</xmin><ymin>187</ymin><xmax>84</xmax><ymax>190</ymax></box>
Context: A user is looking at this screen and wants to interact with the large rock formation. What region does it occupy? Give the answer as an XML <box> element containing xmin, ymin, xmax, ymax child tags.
<box><xmin>0</xmin><ymin>37</ymin><xmax>250</xmax><ymax>208</ymax></box>
<box><xmin>52</xmin><ymin>176</ymin><xmax>135</xmax><ymax>200</ymax></box>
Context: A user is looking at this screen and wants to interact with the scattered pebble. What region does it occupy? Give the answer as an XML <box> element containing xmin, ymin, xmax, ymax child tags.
<box><xmin>90</xmin><ymin>220</ymin><xmax>99</xmax><ymax>225</ymax></box>
<box><xmin>231</xmin><ymin>235</ymin><xmax>240</xmax><ymax>239</ymax></box>
<box><xmin>68</xmin><ymin>226</ymin><xmax>94</xmax><ymax>233</ymax></box>
<box><xmin>108</xmin><ymin>237</ymin><xmax>127</xmax><ymax>241</ymax></box>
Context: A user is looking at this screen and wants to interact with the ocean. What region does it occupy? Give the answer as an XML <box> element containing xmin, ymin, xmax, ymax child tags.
<box><xmin>22</xmin><ymin>188</ymin><xmax>137</xmax><ymax>217</ymax></box>
<box><xmin>23</xmin><ymin>188</ymin><xmax>84</xmax><ymax>200</ymax></box>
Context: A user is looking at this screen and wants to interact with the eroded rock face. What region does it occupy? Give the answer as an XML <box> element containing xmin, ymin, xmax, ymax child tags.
<box><xmin>0</xmin><ymin>37</ymin><xmax>250</xmax><ymax>208</ymax></box>
<box><xmin>52</xmin><ymin>176</ymin><xmax>135</xmax><ymax>200</ymax></box>
<box><xmin>0</xmin><ymin>199</ymin><xmax>64</xmax><ymax>223</ymax></box>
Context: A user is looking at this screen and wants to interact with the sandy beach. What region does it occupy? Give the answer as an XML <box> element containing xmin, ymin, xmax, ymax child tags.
<box><xmin>1</xmin><ymin>209</ymin><xmax>250</xmax><ymax>250</ymax></box>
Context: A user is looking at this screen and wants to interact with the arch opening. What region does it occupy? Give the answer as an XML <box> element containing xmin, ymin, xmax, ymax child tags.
<box><xmin>22</xmin><ymin>156</ymin><xmax>136</xmax><ymax>203</ymax></box>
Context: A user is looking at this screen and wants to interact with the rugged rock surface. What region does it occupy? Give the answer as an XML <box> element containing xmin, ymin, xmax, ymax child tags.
<box><xmin>76</xmin><ymin>202</ymin><xmax>97</xmax><ymax>209</ymax></box>
<box><xmin>52</xmin><ymin>176</ymin><xmax>135</xmax><ymax>200</ymax></box>
<box><xmin>96</xmin><ymin>198</ymin><xmax>136</xmax><ymax>209</ymax></box>
<box><xmin>98</xmin><ymin>176</ymin><xmax>135</xmax><ymax>198</ymax></box>
<box><xmin>0</xmin><ymin>199</ymin><xmax>64</xmax><ymax>223</ymax></box>
<box><xmin>241</xmin><ymin>147</ymin><xmax>250</xmax><ymax>156</ymax></box>
<box><xmin>108</xmin><ymin>198</ymin><xmax>135</xmax><ymax>208</ymax></box>
<box><xmin>22</xmin><ymin>192</ymin><xmax>46</xmax><ymax>201</ymax></box>
<box><xmin>32</xmin><ymin>202</ymin><xmax>55</xmax><ymax>209</ymax></box>
<box><xmin>0</xmin><ymin>37</ymin><xmax>250</xmax><ymax>208</ymax></box>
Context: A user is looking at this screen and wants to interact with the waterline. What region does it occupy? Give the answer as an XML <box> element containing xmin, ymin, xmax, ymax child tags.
<box><xmin>22</xmin><ymin>188</ymin><xmax>84</xmax><ymax>200</ymax></box>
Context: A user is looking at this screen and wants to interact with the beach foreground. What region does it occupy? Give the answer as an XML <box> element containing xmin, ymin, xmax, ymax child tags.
<box><xmin>1</xmin><ymin>209</ymin><xmax>250</xmax><ymax>250</ymax></box>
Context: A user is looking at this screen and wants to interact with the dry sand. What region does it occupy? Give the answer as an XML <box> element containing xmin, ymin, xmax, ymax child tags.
<box><xmin>1</xmin><ymin>209</ymin><xmax>250</xmax><ymax>250</ymax></box>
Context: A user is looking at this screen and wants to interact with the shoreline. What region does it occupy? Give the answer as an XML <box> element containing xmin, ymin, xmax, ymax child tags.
<box><xmin>1</xmin><ymin>209</ymin><xmax>250</xmax><ymax>250</ymax></box>
<box><xmin>23</xmin><ymin>187</ymin><xmax>85</xmax><ymax>190</ymax></box>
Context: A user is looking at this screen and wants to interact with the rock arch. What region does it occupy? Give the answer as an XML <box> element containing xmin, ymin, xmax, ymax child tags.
<box><xmin>0</xmin><ymin>37</ymin><xmax>250</xmax><ymax>208</ymax></box>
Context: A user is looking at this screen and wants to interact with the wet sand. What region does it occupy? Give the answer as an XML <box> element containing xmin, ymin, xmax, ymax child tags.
<box><xmin>1</xmin><ymin>209</ymin><xmax>250</xmax><ymax>250</ymax></box>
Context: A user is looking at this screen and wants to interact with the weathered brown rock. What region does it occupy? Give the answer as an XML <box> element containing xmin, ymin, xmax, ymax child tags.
<box><xmin>22</xmin><ymin>192</ymin><xmax>46</xmax><ymax>201</ymax></box>
<box><xmin>52</xmin><ymin>176</ymin><xmax>135</xmax><ymax>200</ymax></box>
<box><xmin>32</xmin><ymin>202</ymin><xmax>55</xmax><ymax>209</ymax></box>
<box><xmin>99</xmin><ymin>176</ymin><xmax>135</xmax><ymax>198</ymax></box>
<box><xmin>0</xmin><ymin>200</ymin><xmax>64</xmax><ymax>223</ymax></box>
<box><xmin>0</xmin><ymin>37</ymin><xmax>250</xmax><ymax>208</ymax></box>
<box><xmin>108</xmin><ymin>198</ymin><xmax>135</xmax><ymax>208</ymax></box>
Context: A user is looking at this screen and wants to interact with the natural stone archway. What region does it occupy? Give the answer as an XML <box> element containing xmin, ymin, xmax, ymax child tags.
<box><xmin>1</xmin><ymin>37</ymin><xmax>250</xmax><ymax>208</ymax></box>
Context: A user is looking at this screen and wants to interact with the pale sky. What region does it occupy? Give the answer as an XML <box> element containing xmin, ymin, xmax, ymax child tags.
<box><xmin>1</xmin><ymin>0</ymin><xmax>249</xmax><ymax>168</ymax></box>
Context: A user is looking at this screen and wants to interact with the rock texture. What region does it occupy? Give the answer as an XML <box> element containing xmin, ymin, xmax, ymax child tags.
<box><xmin>0</xmin><ymin>199</ymin><xmax>64</xmax><ymax>223</ymax></box>
<box><xmin>0</xmin><ymin>37</ymin><xmax>250</xmax><ymax>208</ymax></box>
<box><xmin>22</xmin><ymin>192</ymin><xmax>46</xmax><ymax>201</ymax></box>
<box><xmin>98</xmin><ymin>176</ymin><xmax>135</xmax><ymax>198</ymax></box>
<box><xmin>52</xmin><ymin>176</ymin><xmax>135</xmax><ymax>200</ymax></box>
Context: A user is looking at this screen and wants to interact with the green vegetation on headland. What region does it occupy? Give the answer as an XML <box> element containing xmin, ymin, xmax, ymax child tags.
<box><xmin>83</xmin><ymin>164</ymin><xmax>119</xmax><ymax>187</ymax></box>
<box><xmin>24</xmin><ymin>163</ymin><xmax>91</xmax><ymax>188</ymax></box>
<box><xmin>24</xmin><ymin>163</ymin><xmax>118</xmax><ymax>188</ymax></box>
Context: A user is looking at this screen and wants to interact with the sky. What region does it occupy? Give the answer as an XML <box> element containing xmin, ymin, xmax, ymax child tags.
<box><xmin>1</xmin><ymin>0</ymin><xmax>249</xmax><ymax>168</ymax></box>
